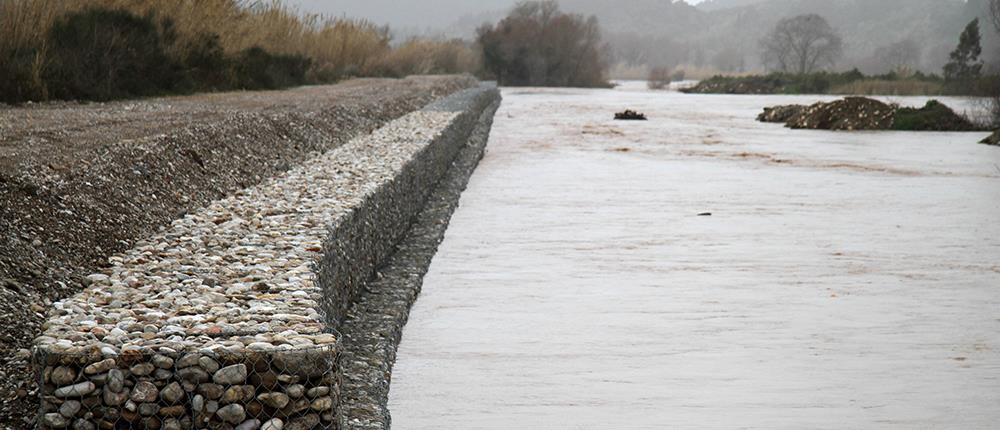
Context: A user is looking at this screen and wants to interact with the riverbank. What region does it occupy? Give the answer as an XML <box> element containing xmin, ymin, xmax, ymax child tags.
<box><xmin>0</xmin><ymin>75</ymin><xmax>479</xmax><ymax>427</ymax></box>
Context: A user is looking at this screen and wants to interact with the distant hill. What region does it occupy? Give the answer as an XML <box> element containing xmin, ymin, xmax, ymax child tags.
<box><xmin>289</xmin><ymin>0</ymin><xmax>999</xmax><ymax>74</ymax></box>
<box><xmin>559</xmin><ymin>0</ymin><xmax>997</xmax><ymax>74</ymax></box>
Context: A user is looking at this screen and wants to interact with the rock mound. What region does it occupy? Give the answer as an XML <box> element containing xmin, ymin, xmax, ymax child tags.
<box><xmin>757</xmin><ymin>104</ymin><xmax>805</xmax><ymax>123</ymax></box>
<box><xmin>786</xmin><ymin>97</ymin><xmax>895</xmax><ymax>131</ymax></box>
<box><xmin>982</xmin><ymin>130</ymin><xmax>1000</xmax><ymax>146</ymax></box>
<box><xmin>759</xmin><ymin>97</ymin><xmax>981</xmax><ymax>132</ymax></box>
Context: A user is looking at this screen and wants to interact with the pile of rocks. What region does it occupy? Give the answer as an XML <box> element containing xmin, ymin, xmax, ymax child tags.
<box><xmin>32</xmin><ymin>86</ymin><xmax>500</xmax><ymax>429</ymax></box>
<box><xmin>983</xmin><ymin>130</ymin><xmax>1000</xmax><ymax>146</ymax></box>
<box><xmin>785</xmin><ymin>97</ymin><xmax>895</xmax><ymax>131</ymax></box>
<box><xmin>757</xmin><ymin>104</ymin><xmax>805</xmax><ymax>123</ymax></box>
<box><xmin>758</xmin><ymin>97</ymin><xmax>982</xmax><ymax>132</ymax></box>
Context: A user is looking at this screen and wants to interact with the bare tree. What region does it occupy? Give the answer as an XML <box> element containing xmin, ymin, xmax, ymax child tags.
<box><xmin>477</xmin><ymin>0</ymin><xmax>609</xmax><ymax>87</ymax></box>
<box><xmin>872</xmin><ymin>39</ymin><xmax>921</xmax><ymax>75</ymax></box>
<box><xmin>760</xmin><ymin>14</ymin><xmax>843</xmax><ymax>75</ymax></box>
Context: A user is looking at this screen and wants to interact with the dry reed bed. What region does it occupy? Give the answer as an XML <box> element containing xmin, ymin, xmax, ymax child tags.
<box><xmin>0</xmin><ymin>0</ymin><xmax>480</xmax><ymax>101</ymax></box>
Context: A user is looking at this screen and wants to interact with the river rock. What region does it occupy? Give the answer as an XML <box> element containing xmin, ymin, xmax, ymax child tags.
<box><xmin>159</xmin><ymin>405</ymin><xmax>185</xmax><ymax>417</ymax></box>
<box><xmin>178</xmin><ymin>367</ymin><xmax>210</xmax><ymax>384</ymax></box>
<box><xmin>103</xmin><ymin>385</ymin><xmax>129</xmax><ymax>406</ymax></box>
<box><xmin>162</xmin><ymin>419</ymin><xmax>182</xmax><ymax>430</ymax></box>
<box><xmin>83</xmin><ymin>359</ymin><xmax>116</xmax><ymax>375</ymax></box>
<box><xmin>235</xmin><ymin>419</ymin><xmax>261</xmax><ymax>430</ymax></box>
<box><xmin>285</xmin><ymin>384</ymin><xmax>304</xmax><ymax>399</ymax></box>
<box><xmin>216</xmin><ymin>404</ymin><xmax>246</xmax><ymax>425</ymax></box>
<box><xmin>51</xmin><ymin>366</ymin><xmax>77</xmax><ymax>386</ymax></box>
<box><xmin>160</xmin><ymin>382</ymin><xmax>184</xmax><ymax>404</ymax></box>
<box><xmin>213</xmin><ymin>364</ymin><xmax>247</xmax><ymax>385</ymax></box>
<box><xmin>43</xmin><ymin>413</ymin><xmax>71</xmax><ymax>428</ymax></box>
<box><xmin>72</xmin><ymin>419</ymin><xmax>96</xmax><ymax>430</ymax></box>
<box><xmin>107</xmin><ymin>369</ymin><xmax>124</xmax><ymax>392</ymax></box>
<box><xmin>55</xmin><ymin>382</ymin><xmax>96</xmax><ymax>398</ymax></box>
<box><xmin>310</xmin><ymin>396</ymin><xmax>332</xmax><ymax>411</ymax></box>
<box><xmin>130</xmin><ymin>363</ymin><xmax>155</xmax><ymax>376</ymax></box>
<box><xmin>305</xmin><ymin>387</ymin><xmax>329</xmax><ymax>398</ymax></box>
<box><xmin>130</xmin><ymin>381</ymin><xmax>159</xmax><ymax>403</ymax></box>
<box><xmin>176</xmin><ymin>354</ymin><xmax>201</xmax><ymax>369</ymax></box>
<box><xmin>199</xmin><ymin>356</ymin><xmax>220</xmax><ymax>373</ymax></box>
<box><xmin>138</xmin><ymin>403</ymin><xmax>159</xmax><ymax>416</ymax></box>
<box><xmin>152</xmin><ymin>354</ymin><xmax>174</xmax><ymax>369</ymax></box>
<box><xmin>59</xmin><ymin>400</ymin><xmax>81</xmax><ymax>418</ymax></box>
<box><xmin>222</xmin><ymin>385</ymin><xmax>254</xmax><ymax>404</ymax></box>
<box><xmin>198</xmin><ymin>383</ymin><xmax>225</xmax><ymax>400</ymax></box>
<box><xmin>260</xmin><ymin>419</ymin><xmax>283</xmax><ymax>430</ymax></box>
<box><xmin>256</xmin><ymin>392</ymin><xmax>289</xmax><ymax>409</ymax></box>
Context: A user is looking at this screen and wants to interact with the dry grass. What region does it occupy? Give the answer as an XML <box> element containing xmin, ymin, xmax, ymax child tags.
<box><xmin>0</xmin><ymin>0</ymin><xmax>395</xmax><ymax>78</ymax></box>
<box><xmin>372</xmin><ymin>38</ymin><xmax>481</xmax><ymax>78</ymax></box>
<box><xmin>830</xmin><ymin>79</ymin><xmax>944</xmax><ymax>96</ymax></box>
<box><xmin>0</xmin><ymin>0</ymin><xmax>478</xmax><ymax>101</ymax></box>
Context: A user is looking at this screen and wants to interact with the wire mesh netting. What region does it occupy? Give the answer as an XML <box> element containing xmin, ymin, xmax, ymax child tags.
<box><xmin>33</xmin><ymin>344</ymin><xmax>339</xmax><ymax>430</ymax></box>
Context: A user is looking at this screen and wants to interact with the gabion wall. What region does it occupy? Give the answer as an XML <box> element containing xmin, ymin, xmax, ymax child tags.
<box><xmin>35</xmin><ymin>346</ymin><xmax>337</xmax><ymax>430</ymax></box>
<box><xmin>33</xmin><ymin>86</ymin><xmax>501</xmax><ymax>430</ymax></box>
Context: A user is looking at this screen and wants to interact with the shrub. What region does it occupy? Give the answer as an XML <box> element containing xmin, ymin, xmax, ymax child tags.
<box><xmin>893</xmin><ymin>100</ymin><xmax>980</xmax><ymax>131</ymax></box>
<box><xmin>173</xmin><ymin>32</ymin><xmax>230</xmax><ymax>92</ymax></box>
<box><xmin>829</xmin><ymin>79</ymin><xmax>944</xmax><ymax>96</ymax></box>
<box><xmin>0</xmin><ymin>0</ymin><xmax>480</xmax><ymax>103</ymax></box>
<box><xmin>43</xmin><ymin>8</ymin><xmax>180</xmax><ymax>101</ymax></box>
<box><xmin>647</xmin><ymin>67</ymin><xmax>671</xmax><ymax>90</ymax></box>
<box><xmin>230</xmin><ymin>47</ymin><xmax>311</xmax><ymax>90</ymax></box>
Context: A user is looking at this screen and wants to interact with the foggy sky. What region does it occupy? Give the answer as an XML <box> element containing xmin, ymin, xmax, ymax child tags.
<box><xmin>285</xmin><ymin>0</ymin><xmax>707</xmax><ymax>32</ymax></box>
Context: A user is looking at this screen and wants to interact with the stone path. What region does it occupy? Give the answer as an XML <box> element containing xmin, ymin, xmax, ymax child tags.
<box><xmin>388</xmin><ymin>85</ymin><xmax>1000</xmax><ymax>429</ymax></box>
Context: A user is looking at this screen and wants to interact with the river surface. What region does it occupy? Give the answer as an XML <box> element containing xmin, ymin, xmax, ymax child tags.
<box><xmin>387</xmin><ymin>82</ymin><xmax>1000</xmax><ymax>429</ymax></box>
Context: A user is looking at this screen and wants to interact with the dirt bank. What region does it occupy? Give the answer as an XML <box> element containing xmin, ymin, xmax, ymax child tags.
<box><xmin>0</xmin><ymin>75</ymin><xmax>476</xmax><ymax>428</ymax></box>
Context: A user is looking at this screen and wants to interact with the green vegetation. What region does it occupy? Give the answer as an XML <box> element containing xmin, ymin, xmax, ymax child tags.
<box><xmin>892</xmin><ymin>100</ymin><xmax>980</xmax><ymax>131</ymax></box>
<box><xmin>682</xmin><ymin>70</ymin><xmax>946</xmax><ymax>95</ymax></box>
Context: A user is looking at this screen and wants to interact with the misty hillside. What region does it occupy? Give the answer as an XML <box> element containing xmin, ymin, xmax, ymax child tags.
<box><xmin>561</xmin><ymin>0</ymin><xmax>998</xmax><ymax>73</ymax></box>
<box><xmin>288</xmin><ymin>0</ymin><xmax>999</xmax><ymax>74</ymax></box>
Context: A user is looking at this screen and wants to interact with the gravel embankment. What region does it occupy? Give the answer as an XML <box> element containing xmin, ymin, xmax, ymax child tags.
<box><xmin>0</xmin><ymin>75</ymin><xmax>477</xmax><ymax>428</ymax></box>
<box><xmin>29</xmin><ymin>84</ymin><xmax>500</xmax><ymax>430</ymax></box>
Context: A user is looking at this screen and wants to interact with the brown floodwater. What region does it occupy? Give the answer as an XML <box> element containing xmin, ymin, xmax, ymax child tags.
<box><xmin>388</xmin><ymin>82</ymin><xmax>1000</xmax><ymax>429</ymax></box>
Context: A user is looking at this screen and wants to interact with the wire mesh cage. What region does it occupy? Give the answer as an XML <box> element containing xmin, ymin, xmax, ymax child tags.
<box><xmin>33</xmin><ymin>343</ymin><xmax>340</xmax><ymax>430</ymax></box>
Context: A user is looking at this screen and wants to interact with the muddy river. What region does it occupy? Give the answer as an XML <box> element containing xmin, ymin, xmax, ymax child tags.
<box><xmin>387</xmin><ymin>83</ymin><xmax>1000</xmax><ymax>429</ymax></box>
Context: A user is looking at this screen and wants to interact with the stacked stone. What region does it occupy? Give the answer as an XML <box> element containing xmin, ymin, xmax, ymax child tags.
<box><xmin>32</xmin><ymin>100</ymin><xmax>473</xmax><ymax>428</ymax></box>
<box><xmin>36</xmin><ymin>348</ymin><xmax>336</xmax><ymax>430</ymax></box>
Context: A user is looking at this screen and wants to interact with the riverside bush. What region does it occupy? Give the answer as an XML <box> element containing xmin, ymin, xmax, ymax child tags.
<box><xmin>0</xmin><ymin>0</ymin><xmax>479</xmax><ymax>103</ymax></box>
<box><xmin>44</xmin><ymin>8</ymin><xmax>179</xmax><ymax>101</ymax></box>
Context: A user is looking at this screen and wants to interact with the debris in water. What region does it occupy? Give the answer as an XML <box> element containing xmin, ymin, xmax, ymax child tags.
<box><xmin>698</xmin><ymin>212</ymin><xmax>712</xmax><ymax>216</ymax></box>
<box><xmin>615</xmin><ymin>110</ymin><xmax>647</xmax><ymax>121</ymax></box>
